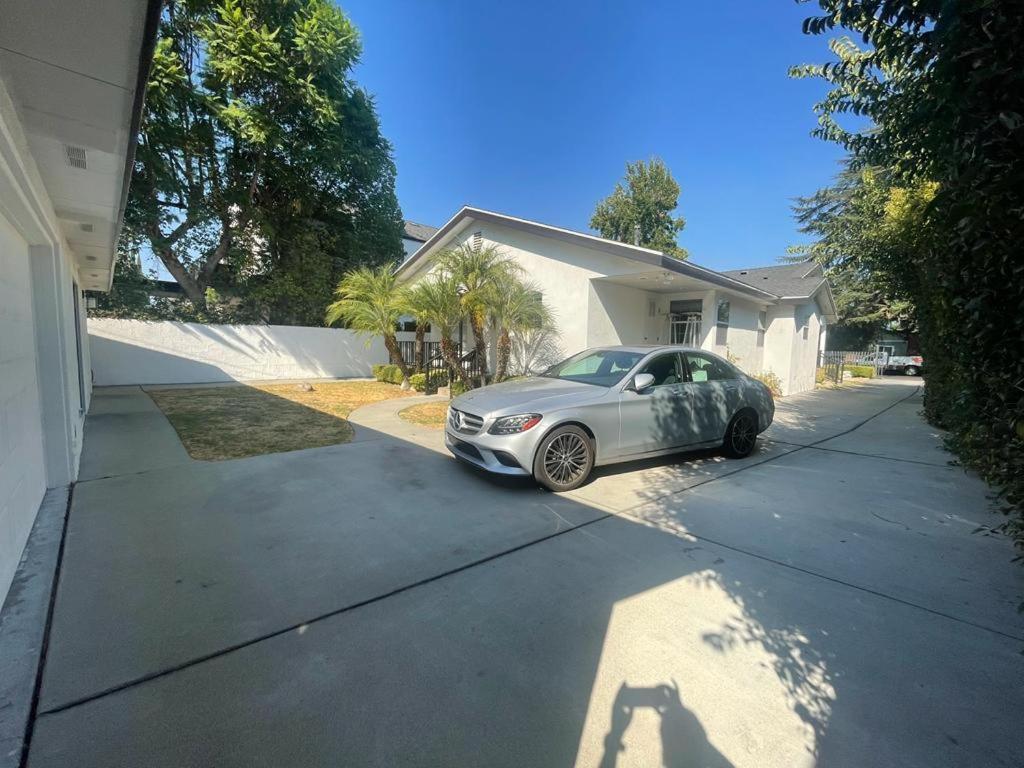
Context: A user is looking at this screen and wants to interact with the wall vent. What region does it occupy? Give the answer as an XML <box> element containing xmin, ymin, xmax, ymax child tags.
<box><xmin>64</xmin><ymin>144</ymin><xmax>88</xmax><ymax>170</ymax></box>
<box><xmin>79</xmin><ymin>223</ymin><xmax>94</xmax><ymax>233</ymax></box>
<box><xmin>472</xmin><ymin>231</ymin><xmax>483</xmax><ymax>251</ymax></box>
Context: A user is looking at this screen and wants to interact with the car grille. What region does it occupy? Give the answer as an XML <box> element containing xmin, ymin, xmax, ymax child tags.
<box><xmin>448</xmin><ymin>407</ymin><xmax>484</xmax><ymax>435</ymax></box>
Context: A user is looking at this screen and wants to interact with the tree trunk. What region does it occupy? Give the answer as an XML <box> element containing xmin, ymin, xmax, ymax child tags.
<box><xmin>469</xmin><ymin>312</ymin><xmax>489</xmax><ymax>387</ymax></box>
<box><xmin>155</xmin><ymin>247</ymin><xmax>207</xmax><ymax>308</ymax></box>
<box><xmin>414</xmin><ymin>324</ymin><xmax>426</xmax><ymax>372</ymax></box>
<box><xmin>440</xmin><ymin>336</ymin><xmax>470</xmax><ymax>387</ymax></box>
<box><xmin>383</xmin><ymin>333</ymin><xmax>411</xmax><ymax>382</ymax></box>
<box><xmin>495</xmin><ymin>327</ymin><xmax>511</xmax><ymax>382</ymax></box>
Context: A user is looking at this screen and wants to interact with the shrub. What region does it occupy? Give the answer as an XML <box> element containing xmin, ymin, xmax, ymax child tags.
<box><xmin>372</xmin><ymin>364</ymin><xmax>404</xmax><ymax>385</ymax></box>
<box><xmin>450</xmin><ymin>379</ymin><xmax>468</xmax><ymax>397</ymax></box>
<box><xmin>844</xmin><ymin>364</ymin><xmax>875</xmax><ymax>379</ymax></box>
<box><xmin>815</xmin><ymin>367</ymin><xmax>827</xmax><ymax>385</ymax></box>
<box><xmin>751</xmin><ymin>370</ymin><xmax>783</xmax><ymax>397</ymax></box>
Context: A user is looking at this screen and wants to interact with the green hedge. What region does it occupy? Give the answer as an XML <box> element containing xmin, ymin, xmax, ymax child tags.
<box><xmin>844</xmin><ymin>364</ymin><xmax>875</xmax><ymax>379</ymax></box>
<box><xmin>371</xmin><ymin>364</ymin><xmax>404</xmax><ymax>385</ymax></box>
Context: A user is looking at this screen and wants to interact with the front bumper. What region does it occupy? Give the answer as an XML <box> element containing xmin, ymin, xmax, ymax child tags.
<box><xmin>444</xmin><ymin>425</ymin><xmax>537</xmax><ymax>477</ymax></box>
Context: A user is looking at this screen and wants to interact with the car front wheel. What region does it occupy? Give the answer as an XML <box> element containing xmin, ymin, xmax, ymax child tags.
<box><xmin>904</xmin><ymin>366</ymin><xmax>919</xmax><ymax>376</ymax></box>
<box><xmin>723</xmin><ymin>411</ymin><xmax>758</xmax><ymax>458</ymax></box>
<box><xmin>533</xmin><ymin>425</ymin><xmax>594</xmax><ymax>492</ymax></box>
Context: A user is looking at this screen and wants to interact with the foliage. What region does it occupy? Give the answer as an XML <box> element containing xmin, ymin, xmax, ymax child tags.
<box><xmin>794</xmin><ymin>1</ymin><xmax>1024</xmax><ymax>550</ymax></box>
<box><xmin>435</xmin><ymin>243</ymin><xmax>522</xmax><ymax>386</ymax></box>
<box><xmin>407</xmin><ymin>372</ymin><xmax>448</xmax><ymax>392</ymax></box>
<box><xmin>372</xmin><ymin>364</ymin><xmax>405</xmax><ymax>385</ymax></box>
<box><xmin>124</xmin><ymin>0</ymin><xmax>403</xmax><ymax>316</ymax></box>
<box><xmin>402</xmin><ymin>272</ymin><xmax>469</xmax><ymax>386</ymax></box>
<box><xmin>449</xmin><ymin>380</ymin><xmax>468</xmax><ymax>398</ymax></box>
<box><xmin>751</xmin><ymin>370</ymin><xmax>783</xmax><ymax>397</ymax></box>
<box><xmin>590</xmin><ymin>158</ymin><xmax>688</xmax><ymax>259</ymax></box>
<box><xmin>326</xmin><ymin>266</ymin><xmax>409</xmax><ymax>378</ymax></box>
<box><xmin>844</xmin><ymin>364</ymin><xmax>875</xmax><ymax>379</ymax></box>
<box><xmin>815</xmin><ymin>367</ymin><xmax>828</xmax><ymax>385</ymax></box>
<box><xmin>486</xmin><ymin>277</ymin><xmax>555</xmax><ymax>381</ymax></box>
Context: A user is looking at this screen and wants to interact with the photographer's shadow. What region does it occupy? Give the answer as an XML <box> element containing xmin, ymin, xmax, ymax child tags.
<box><xmin>599</xmin><ymin>681</ymin><xmax>734</xmax><ymax>768</ymax></box>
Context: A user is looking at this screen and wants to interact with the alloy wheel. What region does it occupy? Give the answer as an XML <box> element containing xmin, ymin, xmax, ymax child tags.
<box><xmin>730</xmin><ymin>414</ymin><xmax>756</xmax><ymax>456</ymax></box>
<box><xmin>543</xmin><ymin>432</ymin><xmax>590</xmax><ymax>487</ymax></box>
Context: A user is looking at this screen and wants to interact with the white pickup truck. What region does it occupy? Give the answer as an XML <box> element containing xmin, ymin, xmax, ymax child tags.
<box><xmin>871</xmin><ymin>353</ymin><xmax>924</xmax><ymax>376</ymax></box>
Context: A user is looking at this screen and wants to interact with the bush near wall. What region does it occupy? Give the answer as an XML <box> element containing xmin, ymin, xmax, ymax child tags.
<box><xmin>844</xmin><ymin>365</ymin><xmax>875</xmax><ymax>379</ymax></box>
<box><xmin>751</xmin><ymin>370</ymin><xmax>783</xmax><ymax>397</ymax></box>
<box><xmin>372</xmin><ymin>364</ymin><xmax>404</xmax><ymax>385</ymax></box>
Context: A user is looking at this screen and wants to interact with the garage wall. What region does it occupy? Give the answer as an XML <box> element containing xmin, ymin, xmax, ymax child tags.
<box><xmin>88</xmin><ymin>319</ymin><xmax>389</xmax><ymax>385</ymax></box>
<box><xmin>0</xmin><ymin>210</ymin><xmax>47</xmax><ymax>600</ymax></box>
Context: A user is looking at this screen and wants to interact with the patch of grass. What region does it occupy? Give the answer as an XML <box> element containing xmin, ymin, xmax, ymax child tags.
<box><xmin>147</xmin><ymin>380</ymin><xmax>415</xmax><ymax>460</ymax></box>
<box><xmin>398</xmin><ymin>401</ymin><xmax>448</xmax><ymax>430</ymax></box>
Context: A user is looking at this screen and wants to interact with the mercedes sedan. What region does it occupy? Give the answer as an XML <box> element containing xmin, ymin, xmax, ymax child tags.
<box><xmin>445</xmin><ymin>345</ymin><xmax>775</xmax><ymax>491</ymax></box>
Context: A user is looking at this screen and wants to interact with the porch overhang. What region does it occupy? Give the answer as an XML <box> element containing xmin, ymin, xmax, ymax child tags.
<box><xmin>593</xmin><ymin>265</ymin><xmax>777</xmax><ymax>303</ymax></box>
<box><xmin>0</xmin><ymin>0</ymin><xmax>161</xmax><ymax>292</ymax></box>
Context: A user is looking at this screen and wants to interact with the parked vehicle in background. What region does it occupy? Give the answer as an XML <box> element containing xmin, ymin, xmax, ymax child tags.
<box><xmin>444</xmin><ymin>346</ymin><xmax>775</xmax><ymax>491</ymax></box>
<box><xmin>864</xmin><ymin>351</ymin><xmax>924</xmax><ymax>376</ymax></box>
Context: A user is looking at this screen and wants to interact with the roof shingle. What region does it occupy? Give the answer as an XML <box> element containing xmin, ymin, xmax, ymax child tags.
<box><xmin>721</xmin><ymin>262</ymin><xmax>825</xmax><ymax>298</ymax></box>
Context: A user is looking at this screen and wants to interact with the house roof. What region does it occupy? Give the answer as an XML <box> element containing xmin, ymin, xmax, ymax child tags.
<box><xmin>721</xmin><ymin>262</ymin><xmax>827</xmax><ymax>299</ymax></box>
<box><xmin>397</xmin><ymin>206</ymin><xmax>780</xmax><ymax>301</ymax></box>
<box><xmin>402</xmin><ymin>221</ymin><xmax>438</xmax><ymax>243</ymax></box>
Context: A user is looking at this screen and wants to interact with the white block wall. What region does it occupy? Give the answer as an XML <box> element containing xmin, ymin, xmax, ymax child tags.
<box><xmin>88</xmin><ymin>320</ymin><xmax>390</xmax><ymax>385</ymax></box>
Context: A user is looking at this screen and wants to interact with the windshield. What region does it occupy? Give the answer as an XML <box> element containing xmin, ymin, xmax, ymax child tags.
<box><xmin>541</xmin><ymin>349</ymin><xmax>645</xmax><ymax>387</ymax></box>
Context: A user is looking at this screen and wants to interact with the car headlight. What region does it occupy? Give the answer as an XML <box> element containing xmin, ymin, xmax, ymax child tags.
<box><xmin>488</xmin><ymin>413</ymin><xmax>542</xmax><ymax>435</ymax></box>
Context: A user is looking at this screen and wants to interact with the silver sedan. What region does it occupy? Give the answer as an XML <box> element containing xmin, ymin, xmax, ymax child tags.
<box><xmin>445</xmin><ymin>345</ymin><xmax>775</xmax><ymax>491</ymax></box>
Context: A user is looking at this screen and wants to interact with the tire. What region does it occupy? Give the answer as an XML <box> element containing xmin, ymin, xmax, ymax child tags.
<box><xmin>904</xmin><ymin>366</ymin><xmax>919</xmax><ymax>376</ymax></box>
<box><xmin>723</xmin><ymin>410</ymin><xmax>758</xmax><ymax>459</ymax></box>
<box><xmin>533</xmin><ymin>425</ymin><xmax>594</xmax><ymax>492</ymax></box>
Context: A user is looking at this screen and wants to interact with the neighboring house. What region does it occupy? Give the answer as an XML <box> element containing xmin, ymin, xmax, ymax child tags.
<box><xmin>396</xmin><ymin>207</ymin><xmax>836</xmax><ymax>396</ymax></box>
<box><xmin>0</xmin><ymin>0</ymin><xmax>159</xmax><ymax>603</ymax></box>
<box><xmin>402</xmin><ymin>220</ymin><xmax>439</xmax><ymax>259</ymax></box>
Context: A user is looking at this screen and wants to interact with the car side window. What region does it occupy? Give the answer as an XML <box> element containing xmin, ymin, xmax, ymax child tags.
<box><xmin>640</xmin><ymin>353</ymin><xmax>682</xmax><ymax>387</ymax></box>
<box><xmin>684</xmin><ymin>352</ymin><xmax>736</xmax><ymax>383</ymax></box>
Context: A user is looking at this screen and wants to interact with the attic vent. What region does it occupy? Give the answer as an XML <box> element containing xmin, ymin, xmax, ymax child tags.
<box><xmin>79</xmin><ymin>223</ymin><xmax>94</xmax><ymax>233</ymax></box>
<box><xmin>64</xmin><ymin>144</ymin><xmax>88</xmax><ymax>170</ymax></box>
<box><xmin>472</xmin><ymin>231</ymin><xmax>483</xmax><ymax>251</ymax></box>
<box><xmin>739</xmin><ymin>270</ymin><xmax>748</xmax><ymax>275</ymax></box>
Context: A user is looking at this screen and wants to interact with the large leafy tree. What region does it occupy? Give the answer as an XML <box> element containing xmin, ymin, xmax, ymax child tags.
<box><xmin>126</xmin><ymin>0</ymin><xmax>404</xmax><ymax>315</ymax></box>
<box><xmin>794</xmin><ymin>1</ymin><xmax>1024</xmax><ymax>547</ymax></box>
<box><xmin>325</xmin><ymin>266</ymin><xmax>409</xmax><ymax>382</ymax></box>
<box><xmin>590</xmin><ymin>158</ymin><xmax>688</xmax><ymax>259</ymax></box>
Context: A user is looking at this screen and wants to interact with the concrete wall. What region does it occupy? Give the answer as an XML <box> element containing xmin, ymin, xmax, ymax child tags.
<box><xmin>88</xmin><ymin>320</ymin><xmax>388</xmax><ymax>386</ymax></box>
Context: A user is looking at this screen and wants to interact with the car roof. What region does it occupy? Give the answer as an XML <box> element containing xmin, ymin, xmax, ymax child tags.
<box><xmin>591</xmin><ymin>344</ymin><xmax>702</xmax><ymax>354</ymax></box>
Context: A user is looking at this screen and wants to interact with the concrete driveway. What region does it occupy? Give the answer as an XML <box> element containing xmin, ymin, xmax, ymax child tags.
<box><xmin>25</xmin><ymin>378</ymin><xmax>1024</xmax><ymax>767</ymax></box>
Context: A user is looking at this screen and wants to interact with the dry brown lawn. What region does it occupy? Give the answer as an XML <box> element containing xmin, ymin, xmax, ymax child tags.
<box><xmin>398</xmin><ymin>401</ymin><xmax>448</xmax><ymax>430</ymax></box>
<box><xmin>147</xmin><ymin>380</ymin><xmax>415</xmax><ymax>460</ymax></box>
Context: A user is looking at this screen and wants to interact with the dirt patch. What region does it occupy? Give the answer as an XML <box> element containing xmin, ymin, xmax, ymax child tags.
<box><xmin>147</xmin><ymin>381</ymin><xmax>416</xmax><ymax>460</ymax></box>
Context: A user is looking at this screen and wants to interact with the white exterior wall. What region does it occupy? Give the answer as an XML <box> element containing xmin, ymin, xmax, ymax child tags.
<box><xmin>0</xmin><ymin>76</ymin><xmax>92</xmax><ymax>603</ymax></box>
<box><xmin>789</xmin><ymin>301</ymin><xmax>824</xmax><ymax>395</ymax></box>
<box><xmin>0</xmin><ymin>211</ymin><xmax>47</xmax><ymax>601</ymax></box>
<box><xmin>88</xmin><ymin>320</ymin><xmax>388</xmax><ymax>385</ymax></box>
<box><xmin>714</xmin><ymin>293</ymin><xmax>766</xmax><ymax>374</ymax></box>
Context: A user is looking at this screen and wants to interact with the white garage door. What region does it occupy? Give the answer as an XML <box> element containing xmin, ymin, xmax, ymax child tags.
<box><xmin>0</xmin><ymin>209</ymin><xmax>46</xmax><ymax>600</ymax></box>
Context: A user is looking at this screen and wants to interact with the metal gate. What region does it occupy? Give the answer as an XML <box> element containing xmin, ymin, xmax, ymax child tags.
<box><xmin>670</xmin><ymin>313</ymin><xmax>702</xmax><ymax>346</ymax></box>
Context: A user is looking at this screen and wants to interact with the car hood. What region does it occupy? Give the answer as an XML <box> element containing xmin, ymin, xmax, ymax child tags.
<box><xmin>452</xmin><ymin>377</ymin><xmax>609</xmax><ymax>416</ymax></box>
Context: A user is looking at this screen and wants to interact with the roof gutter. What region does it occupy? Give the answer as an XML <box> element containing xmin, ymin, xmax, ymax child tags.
<box><xmin>107</xmin><ymin>0</ymin><xmax>162</xmax><ymax>291</ymax></box>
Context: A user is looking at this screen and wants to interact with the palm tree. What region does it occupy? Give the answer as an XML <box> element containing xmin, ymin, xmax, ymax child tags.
<box><xmin>435</xmin><ymin>243</ymin><xmax>521</xmax><ymax>387</ymax></box>
<box><xmin>401</xmin><ymin>283</ymin><xmax>433</xmax><ymax>372</ymax></box>
<box><xmin>326</xmin><ymin>265</ymin><xmax>410</xmax><ymax>384</ymax></box>
<box><xmin>406</xmin><ymin>274</ymin><xmax>470</xmax><ymax>387</ymax></box>
<box><xmin>488</xmin><ymin>277</ymin><xmax>554</xmax><ymax>382</ymax></box>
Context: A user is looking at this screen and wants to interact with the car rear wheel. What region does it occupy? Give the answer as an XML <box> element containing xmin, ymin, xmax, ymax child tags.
<box><xmin>723</xmin><ymin>411</ymin><xmax>758</xmax><ymax>458</ymax></box>
<box><xmin>904</xmin><ymin>366</ymin><xmax>919</xmax><ymax>376</ymax></box>
<box><xmin>533</xmin><ymin>425</ymin><xmax>594</xmax><ymax>492</ymax></box>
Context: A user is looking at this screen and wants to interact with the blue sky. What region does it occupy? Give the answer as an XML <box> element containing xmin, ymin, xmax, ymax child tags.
<box><xmin>339</xmin><ymin>0</ymin><xmax>847</xmax><ymax>272</ymax></box>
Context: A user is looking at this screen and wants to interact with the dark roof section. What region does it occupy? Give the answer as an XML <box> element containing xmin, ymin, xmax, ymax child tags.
<box><xmin>402</xmin><ymin>221</ymin><xmax>438</xmax><ymax>243</ymax></box>
<box><xmin>722</xmin><ymin>262</ymin><xmax>826</xmax><ymax>299</ymax></box>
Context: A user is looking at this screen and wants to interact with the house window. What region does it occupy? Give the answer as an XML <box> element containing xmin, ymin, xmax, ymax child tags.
<box><xmin>715</xmin><ymin>299</ymin><xmax>730</xmax><ymax>346</ymax></box>
<box><xmin>396</xmin><ymin>318</ymin><xmax>429</xmax><ymax>333</ymax></box>
<box><xmin>757</xmin><ymin>310</ymin><xmax>767</xmax><ymax>348</ymax></box>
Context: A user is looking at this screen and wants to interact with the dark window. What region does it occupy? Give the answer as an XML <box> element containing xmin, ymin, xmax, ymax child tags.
<box><xmin>684</xmin><ymin>352</ymin><xmax>737</xmax><ymax>383</ymax></box>
<box><xmin>639</xmin><ymin>353</ymin><xmax>682</xmax><ymax>387</ymax></box>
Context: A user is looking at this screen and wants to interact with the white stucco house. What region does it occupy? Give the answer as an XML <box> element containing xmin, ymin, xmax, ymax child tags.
<box><xmin>0</xmin><ymin>0</ymin><xmax>159</xmax><ymax>604</ymax></box>
<box><xmin>396</xmin><ymin>207</ymin><xmax>835</xmax><ymax>396</ymax></box>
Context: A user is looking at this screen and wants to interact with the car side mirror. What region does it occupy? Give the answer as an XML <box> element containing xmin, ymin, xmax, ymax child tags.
<box><xmin>632</xmin><ymin>373</ymin><xmax>655</xmax><ymax>392</ymax></box>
